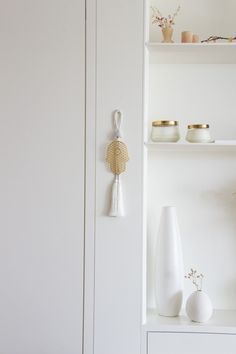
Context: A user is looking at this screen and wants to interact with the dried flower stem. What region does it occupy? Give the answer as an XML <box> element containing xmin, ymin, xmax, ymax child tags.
<box><xmin>151</xmin><ymin>6</ymin><xmax>180</xmax><ymax>29</ymax></box>
<box><xmin>185</xmin><ymin>268</ymin><xmax>204</xmax><ymax>291</ymax></box>
<box><xmin>201</xmin><ymin>36</ymin><xmax>236</xmax><ymax>43</ymax></box>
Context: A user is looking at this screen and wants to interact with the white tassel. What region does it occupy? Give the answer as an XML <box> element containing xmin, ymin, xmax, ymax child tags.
<box><xmin>109</xmin><ymin>175</ymin><xmax>124</xmax><ymax>217</ymax></box>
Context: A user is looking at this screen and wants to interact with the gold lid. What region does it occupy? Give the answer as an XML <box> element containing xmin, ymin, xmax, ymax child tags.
<box><xmin>152</xmin><ymin>120</ymin><xmax>179</xmax><ymax>127</ymax></box>
<box><xmin>188</xmin><ymin>124</ymin><xmax>209</xmax><ymax>129</ymax></box>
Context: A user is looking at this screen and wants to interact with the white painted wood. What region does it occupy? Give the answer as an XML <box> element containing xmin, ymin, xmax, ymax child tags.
<box><xmin>146</xmin><ymin>43</ymin><xmax>236</xmax><ymax>64</ymax></box>
<box><xmin>94</xmin><ymin>0</ymin><xmax>144</xmax><ymax>353</ymax></box>
<box><xmin>145</xmin><ymin>309</ymin><xmax>236</xmax><ymax>334</ymax></box>
<box><xmin>145</xmin><ymin>141</ymin><xmax>236</xmax><ymax>151</ymax></box>
<box><xmin>85</xmin><ymin>1</ymin><xmax>236</xmax><ymax>353</ymax></box>
<box><xmin>83</xmin><ymin>0</ymin><xmax>97</xmax><ymax>353</ymax></box>
<box><xmin>0</xmin><ymin>1</ymin><xmax>85</xmax><ymax>353</ymax></box>
<box><xmin>148</xmin><ymin>332</ymin><xmax>236</xmax><ymax>354</ymax></box>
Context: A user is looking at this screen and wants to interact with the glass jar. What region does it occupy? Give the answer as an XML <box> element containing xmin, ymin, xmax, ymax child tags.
<box><xmin>186</xmin><ymin>124</ymin><xmax>213</xmax><ymax>143</ymax></box>
<box><xmin>151</xmin><ymin>120</ymin><xmax>180</xmax><ymax>142</ymax></box>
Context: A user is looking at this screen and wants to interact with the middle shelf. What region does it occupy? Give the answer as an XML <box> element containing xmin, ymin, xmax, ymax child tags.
<box><xmin>145</xmin><ymin>140</ymin><xmax>236</xmax><ymax>152</ymax></box>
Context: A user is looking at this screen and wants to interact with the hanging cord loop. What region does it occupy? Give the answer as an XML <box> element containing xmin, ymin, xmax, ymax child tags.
<box><xmin>113</xmin><ymin>110</ymin><xmax>123</xmax><ymax>139</ymax></box>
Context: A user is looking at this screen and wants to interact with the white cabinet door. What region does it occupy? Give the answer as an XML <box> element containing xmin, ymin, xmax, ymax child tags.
<box><xmin>90</xmin><ymin>0</ymin><xmax>145</xmax><ymax>353</ymax></box>
<box><xmin>0</xmin><ymin>1</ymin><xmax>85</xmax><ymax>353</ymax></box>
<box><xmin>148</xmin><ymin>332</ymin><xmax>236</xmax><ymax>354</ymax></box>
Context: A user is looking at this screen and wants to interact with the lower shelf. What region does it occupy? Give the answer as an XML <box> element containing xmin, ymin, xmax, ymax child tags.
<box><xmin>144</xmin><ymin>309</ymin><xmax>236</xmax><ymax>334</ymax></box>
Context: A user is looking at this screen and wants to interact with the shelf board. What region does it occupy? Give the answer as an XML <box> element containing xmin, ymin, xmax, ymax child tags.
<box><xmin>145</xmin><ymin>140</ymin><xmax>236</xmax><ymax>152</ymax></box>
<box><xmin>144</xmin><ymin>309</ymin><xmax>236</xmax><ymax>334</ymax></box>
<box><xmin>146</xmin><ymin>42</ymin><xmax>236</xmax><ymax>64</ymax></box>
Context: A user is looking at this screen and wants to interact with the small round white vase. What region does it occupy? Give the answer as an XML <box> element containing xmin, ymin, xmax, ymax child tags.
<box><xmin>186</xmin><ymin>290</ymin><xmax>213</xmax><ymax>323</ymax></box>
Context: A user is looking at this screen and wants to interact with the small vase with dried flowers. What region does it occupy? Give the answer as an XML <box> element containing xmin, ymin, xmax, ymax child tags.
<box><xmin>151</xmin><ymin>6</ymin><xmax>180</xmax><ymax>43</ymax></box>
<box><xmin>185</xmin><ymin>268</ymin><xmax>213</xmax><ymax>323</ymax></box>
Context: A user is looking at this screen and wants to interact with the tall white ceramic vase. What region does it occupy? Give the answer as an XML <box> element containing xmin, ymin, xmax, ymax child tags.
<box><xmin>155</xmin><ymin>206</ymin><xmax>183</xmax><ymax>317</ymax></box>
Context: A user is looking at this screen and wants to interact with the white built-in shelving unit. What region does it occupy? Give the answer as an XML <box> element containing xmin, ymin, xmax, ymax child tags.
<box><xmin>144</xmin><ymin>1</ymin><xmax>236</xmax><ymax>351</ymax></box>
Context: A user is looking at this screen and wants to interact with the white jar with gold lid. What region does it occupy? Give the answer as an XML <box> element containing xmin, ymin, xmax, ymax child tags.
<box><xmin>151</xmin><ymin>120</ymin><xmax>180</xmax><ymax>142</ymax></box>
<box><xmin>186</xmin><ymin>124</ymin><xmax>213</xmax><ymax>143</ymax></box>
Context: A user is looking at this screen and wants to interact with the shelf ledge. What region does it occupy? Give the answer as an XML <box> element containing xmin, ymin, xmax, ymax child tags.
<box><xmin>144</xmin><ymin>309</ymin><xmax>236</xmax><ymax>335</ymax></box>
<box><xmin>146</xmin><ymin>42</ymin><xmax>236</xmax><ymax>64</ymax></box>
<box><xmin>145</xmin><ymin>140</ymin><xmax>236</xmax><ymax>152</ymax></box>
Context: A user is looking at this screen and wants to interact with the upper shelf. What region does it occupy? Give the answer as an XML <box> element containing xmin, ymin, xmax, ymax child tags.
<box><xmin>146</xmin><ymin>42</ymin><xmax>236</xmax><ymax>64</ymax></box>
<box><xmin>145</xmin><ymin>140</ymin><xmax>236</xmax><ymax>152</ymax></box>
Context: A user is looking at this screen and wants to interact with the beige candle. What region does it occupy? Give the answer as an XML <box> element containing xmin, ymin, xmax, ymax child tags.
<box><xmin>181</xmin><ymin>31</ymin><xmax>193</xmax><ymax>43</ymax></box>
<box><xmin>192</xmin><ymin>34</ymin><xmax>200</xmax><ymax>43</ymax></box>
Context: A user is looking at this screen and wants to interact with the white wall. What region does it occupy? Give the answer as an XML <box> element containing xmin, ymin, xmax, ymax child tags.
<box><xmin>0</xmin><ymin>1</ymin><xmax>85</xmax><ymax>353</ymax></box>
<box><xmin>148</xmin><ymin>64</ymin><xmax>236</xmax><ymax>140</ymax></box>
<box><xmin>149</xmin><ymin>0</ymin><xmax>236</xmax><ymax>43</ymax></box>
<box><xmin>147</xmin><ymin>63</ymin><xmax>236</xmax><ymax>308</ymax></box>
<box><xmin>147</xmin><ymin>150</ymin><xmax>236</xmax><ymax>310</ymax></box>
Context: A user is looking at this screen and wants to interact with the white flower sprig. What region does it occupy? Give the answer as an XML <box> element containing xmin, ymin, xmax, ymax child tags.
<box><xmin>151</xmin><ymin>6</ymin><xmax>181</xmax><ymax>29</ymax></box>
<box><xmin>185</xmin><ymin>268</ymin><xmax>204</xmax><ymax>291</ymax></box>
